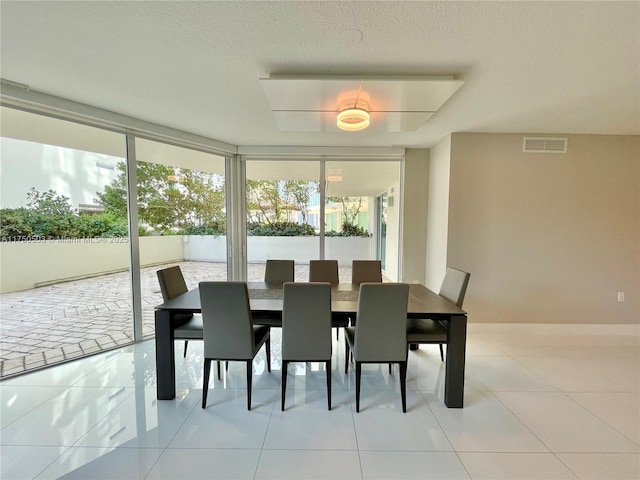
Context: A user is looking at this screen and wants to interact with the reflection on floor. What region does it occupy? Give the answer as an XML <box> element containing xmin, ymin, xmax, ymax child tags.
<box><xmin>1</xmin><ymin>324</ymin><xmax>638</xmax><ymax>479</ymax></box>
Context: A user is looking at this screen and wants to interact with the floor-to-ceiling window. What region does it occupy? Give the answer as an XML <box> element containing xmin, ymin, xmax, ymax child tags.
<box><xmin>0</xmin><ymin>103</ymin><xmax>404</xmax><ymax>378</ymax></box>
<box><xmin>0</xmin><ymin>105</ymin><xmax>233</xmax><ymax>377</ymax></box>
<box><xmin>242</xmin><ymin>157</ymin><xmax>401</xmax><ymax>282</ymax></box>
<box><xmin>244</xmin><ymin>159</ymin><xmax>320</xmax><ymax>281</ymax></box>
<box><xmin>0</xmin><ymin>106</ymin><xmax>131</xmax><ymax>376</ymax></box>
<box><xmin>324</xmin><ymin>160</ymin><xmax>400</xmax><ymax>280</ymax></box>
<box><xmin>377</xmin><ymin>193</ymin><xmax>388</xmax><ymax>271</ymax></box>
<box><xmin>134</xmin><ymin>139</ymin><xmax>227</xmax><ymax>336</ymax></box>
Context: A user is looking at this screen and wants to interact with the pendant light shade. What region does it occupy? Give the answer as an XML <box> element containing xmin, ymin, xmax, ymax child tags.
<box><xmin>336</xmin><ymin>108</ymin><xmax>370</xmax><ymax>131</ymax></box>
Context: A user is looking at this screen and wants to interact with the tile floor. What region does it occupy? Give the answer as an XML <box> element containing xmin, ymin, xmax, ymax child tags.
<box><xmin>0</xmin><ymin>324</ymin><xmax>638</xmax><ymax>479</ymax></box>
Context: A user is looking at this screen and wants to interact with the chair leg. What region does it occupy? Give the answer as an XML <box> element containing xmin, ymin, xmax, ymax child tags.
<box><xmin>336</xmin><ymin>328</ymin><xmax>339</xmax><ymax>340</ymax></box>
<box><xmin>183</xmin><ymin>340</ymin><xmax>189</xmax><ymax>357</ymax></box>
<box><xmin>388</xmin><ymin>363</ymin><xmax>392</xmax><ymax>374</ymax></box>
<box><xmin>344</xmin><ymin>340</ymin><xmax>350</xmax><ymax>374</ymax></box>
<box><xmin>246</xmin><ymin>360</ymin><xmax>252</xmax><ymax>411</ymax></box>
<box><xmin>355</xmin><ymin>362</ymin><xmax>362</xmax><ymax>412</ymax></box>
<box><xmin>202</xmin><ymin>358</ymin><xmax>211</xmax><ymax>409</ymax></box>
<box><xmin>217</xmin><ymin>360</ymin><xmax>221</xmax><ymax>380</ymax></box>
<box><xmin>399</xmin><ymin>360</ymin><xmax>408</xmax><ymax>413</ymax></box>
<box><xmin>281</xmin><ymin>360</ymin><xmax>288</xmax><ymax>411</ymax></box>
<box><xmin>326</xmin><ymin>359</ymin><xmax>332</xmax><ymax>411</ymax></box>
<box><xmin>439</xmin><ymin>344</ymin><xmax>444</xmax><ymax>362</ymax></box>
<box><xmin>266</xmin><ymin>336</ymin><xmax>272</xmax><ymax>373</ymax></box>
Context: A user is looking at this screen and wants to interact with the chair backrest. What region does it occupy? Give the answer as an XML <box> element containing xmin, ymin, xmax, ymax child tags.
<box><xmin>354</xmin><ymin>283</ymin><xmax>410</xmax><ymax>362</ymax></box>
<box><xmin>351</xmin><ymin>260</ymin><xmax>382</xmax><ymax>284</ymax></box>
<box><xmin>282</xmin><ymin>282</ymin><xmax>332</xmax><ymax>360</ymax></box>
<box><xmin>157</xmin><ymin>266</ymin><xmax>188</xmax><ymax>301</ymax></box>
<box><xmin>439</xmin><ymin>268</ymin><xmax>471</xmax><ymax>308</ymax></box>
<box><xmin>264</xmin><ymin>259</ymin><xmax>295</xmax><ymax>284</ymax></box>
<box><xmin>199</xmin><ymin>282</ymin><xmax>255</xmax><ymax>359</ymax></box>
<box><xmin>309</xmin><ymin>260</ymin><xmax>339</xmax><ymax>283</ymax></box>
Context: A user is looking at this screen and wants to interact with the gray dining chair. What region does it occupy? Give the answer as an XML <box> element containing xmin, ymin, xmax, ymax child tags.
<box><xmin>156</xmin><ymin>266</ymin><xmax>203</xmax><ymax>357</ymax></box>
<box><xmin>281</xmin><ymin>282</ymin><xmax>332</xmax><ymax>411</ymax></box>
<box><xmin>345</xmin><ymin>282</ymin><xmax>410</xmax><ymax>413</ymax></box>
<box><xmin>309</xmin><ymin>260</ymin><xmax>339</xmax><ymax>284</ymax></box>
<box><xmin>264</xmin><ymin>259</ymin><xmax>295</xmax><ymax>285</ymax></box>
<box><xmin>200</xmin><ymin>281</ymin><xmax>271</xmax><ymax>410</ymax></box>
<box><xmin>309</xmin><ymin>259</ymin><xmax>341</xmax><ymax>339</ymax></box>
<box><xmin>351</xmin><ymin>260</ymin><xmax>382</xmax><ymax>284</ymax></box>
<box><xmin>406</xmin><ymin>268</ymin><xmax>470</xmax><ymax>360</ymax></box>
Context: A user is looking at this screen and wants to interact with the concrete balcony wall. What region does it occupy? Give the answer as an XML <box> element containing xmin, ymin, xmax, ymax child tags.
<box><xmin>0</xmin><ymin>236</ymin><xmax>184</xmax><ymax>293</ymax></box>
<box><xmin>183</xmin><ymin>235</ymin><xmax>227</xmax><ymax>262</ymax></box>
<box><xmin>184</xmin><ymin>235</ymin><xmax>374</xmax><ymax>265</ymax></box>
<box><xmin>0</xmin><ymin>235</ymin><xmax>375</xmax><ymax>293</ymax></box>
<box><xmin>248</xmin><ymin>236</ymin><xmax>319</xmax><ymax>263</ymax></box>
<box><xmin>325</xmin><ymin>237</ymin><xmax>374</xmax><ymax>264</ymax></box>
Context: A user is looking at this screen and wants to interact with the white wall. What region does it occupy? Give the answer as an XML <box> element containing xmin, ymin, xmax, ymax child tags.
<box><xmin>446</xmin><ymin>133</ymin><xmax>639</xmax><ymax>324</ymax></box>
<box><xmin>183</xmin><ymin>235</ymin><xmax>227</xmax><ymax>262</ymax></box>
<box><xmin>325</xmin><ymin>237</ymin><xmax>375</xmax><ymax>264</ymax></box>
<box><xmin>184</xmin><ymin>235</ymin><xmax>374</xmax><ymax>265</ymax></box>
<box><xmin>0</xmin><ymin>236</ymin><xmax>183</xmax><ymax>293</ymax></box>
<box><xmin>425</xmin><ymin>135</ymin><xmax>451</xmax><ymax>291</ymax></box>
<box><xmin>0</xmin><ymin>137</ymin><xmax>121</xmax><ymax>209</ymax></box>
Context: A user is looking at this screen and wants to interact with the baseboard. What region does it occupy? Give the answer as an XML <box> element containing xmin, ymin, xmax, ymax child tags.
<box><xmin>467</xmin><ymin>322</ymin><xmax>640</xmax><ymax>336</ymax></box>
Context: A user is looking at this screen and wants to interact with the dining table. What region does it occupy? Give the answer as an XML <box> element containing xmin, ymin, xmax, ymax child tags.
<box><xmin>154</xmin><ymin>282</ymin><xmax>468</xmax><ymax>408</ymax></box>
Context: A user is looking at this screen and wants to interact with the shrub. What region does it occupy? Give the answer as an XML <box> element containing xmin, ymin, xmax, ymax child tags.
<box><xmin>247</xmin><ymin>222</ymin><xmax>316</xmax><ymax>236</ymax></box>
<box><xmin>325</xmin><ymin>222</ymin><xmax>370</xmax><ymax>237</ymax></box>
<box><xmin>0</xmin><ymin>208</ymin><xmax>34</xmax><ymax>239</ymax></box>
<box><xmin>180</xmin><ymin>223</ymin><xmax>226</xmax><ymax>236</ymax></box>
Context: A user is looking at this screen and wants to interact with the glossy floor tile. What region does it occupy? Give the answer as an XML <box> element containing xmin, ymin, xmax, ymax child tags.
<box><xmin>0</xmin><ymin>324</ymin><xmax>638</xmax><ymax>479</ymax></box>
<box><xmin>457</xmin><ymin>452</ymin><xmax>578</xmax><ymax>479</ymax></box>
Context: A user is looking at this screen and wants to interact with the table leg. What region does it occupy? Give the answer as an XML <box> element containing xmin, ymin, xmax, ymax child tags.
<box><xmin>155</xmin><ymin>309</ymin><xmax>176</xmax><ymax>400</ymax></box>
<box><xmin>444</xmin><ymin>314</ymin><xmax>467</xmax><ymax>408</ymax></box>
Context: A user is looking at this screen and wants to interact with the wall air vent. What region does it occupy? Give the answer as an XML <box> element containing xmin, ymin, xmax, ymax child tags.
<box><xmin>523</xmin><ymin>137</ymin><xmax>568</xmax><ymax>153</ymax></box>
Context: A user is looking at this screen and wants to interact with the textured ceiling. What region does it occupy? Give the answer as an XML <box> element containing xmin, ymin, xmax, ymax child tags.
<box><xmin>0</xmin><ymin>1</ymin><xmax>638</xmax><ymax>149</ymax></box>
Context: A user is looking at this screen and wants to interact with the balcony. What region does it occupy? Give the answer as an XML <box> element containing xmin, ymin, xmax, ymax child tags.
<box><xmin>0</xmin><ymin>260</ymin><xmax>356</xmax><ymax>378</ymax></box>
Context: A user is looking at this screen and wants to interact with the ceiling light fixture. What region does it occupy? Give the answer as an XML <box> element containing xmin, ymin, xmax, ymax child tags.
<box><xmin>337</xmin><ymin>79</ymin><xmax>370</xmax><ymax>131</ymax></box>
<box><xmin>337</xmin><ymin>108</ymin><xmax>370</xmax><ymax>131</ymax></box>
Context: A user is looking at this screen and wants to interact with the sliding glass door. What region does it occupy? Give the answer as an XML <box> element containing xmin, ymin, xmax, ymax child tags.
<box><xmin>242</xmin><ymin>157</ymin><xmax>401</xmax><ymax>283</ymax></box>
<box><xmin>134</xmin><ymin>139</ymin><xmax>227</xmax><ymax>338</ymax></box>
<box><xmin>245</xmin><ymin>160</ymin><xmax>320</xmax><ymax>281</ymax></box>
<box><xmin>0</xmin><ymin>107</ymin><xmax>131</xmax><ymax>376</ymax></box>
<box><xmin>324</xmin><ymin>160</ymin><xmax>400</xmax><ymax>280</ymax></box>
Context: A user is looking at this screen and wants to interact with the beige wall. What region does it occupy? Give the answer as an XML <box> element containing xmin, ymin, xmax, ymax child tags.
<box><xmin>425</xmin><ymin>135</ymin><xmax>452</xmax><ymax>292</ymax></box>
<box><xmin>446</xmin><ymin>133</ymin><xmax>639</xmax><ymax>324</ymax></box>
<box><xmin>401</xmin><ymin>149</ymin><xmax>429</xmax><ymax>284</ymax></box>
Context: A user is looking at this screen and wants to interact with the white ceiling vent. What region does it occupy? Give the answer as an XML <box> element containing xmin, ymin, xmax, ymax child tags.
<box><xmin>523</xmin><ymin>137</ymin><xmax>568</xmax><ymax>153</ymax></box>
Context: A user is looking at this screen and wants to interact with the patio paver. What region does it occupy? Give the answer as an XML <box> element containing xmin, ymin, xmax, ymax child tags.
<box><xmin>0</xmin><ymin>261</ymin><xmax>352</xmax><ymax>378</ymax></box>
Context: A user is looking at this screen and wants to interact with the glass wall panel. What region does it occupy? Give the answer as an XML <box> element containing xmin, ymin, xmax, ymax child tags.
<box><xmin>0</xmin><ymin>106</ymin><xmax>130</xmax><ymax>377</ymax></box>
<box><xmin>324</xmin><ymin>160</ymin><xmax>401</xmax><ymax>281</ymax></box>
<box><xmin>245</xmin><ymin>160</ymin><xmax>320</xmax><ymax>281</ymax></box>
<box><xmin>135</xmin><ymin>139</ymin><xmax>227</xmax><ymax>339</ymax></box>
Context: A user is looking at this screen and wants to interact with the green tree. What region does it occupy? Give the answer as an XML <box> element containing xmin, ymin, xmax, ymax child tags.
<box><xmin>246</xmin><ymin>180</ymin><xmax>317</xmax><ymax>225</ymax></box>
<box><xmin>26</xmin><ymin>188</ymin><xmax>75</xmax><ymax>216</ymax></box>
<box><xmin>24</xmin><ymin>188</ymin><xmax>77</xmax><ymax>237</ymax></box>
<box><xmin>246</xmin><ymin>180</ymin><xmax>284</xmax><ymax>225</ymax></box>
<box><xmin>97</xmin><ymin>161</ymin><xmax>225</xmax><ymax>233</ymax></box>
<box><xmin>326</xmin><ymin>196</ymin><xmax>367</xmax><ymax>233</ymax></box>
<box><xmin>0</xmin><ymin>188</ymin><xmax>129</xmax><ymax>240</ymax></box>
<box><xmin>283</xmin><ymin>181</ymin><xmax>318</xmax><ymax>224</ymax></box>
